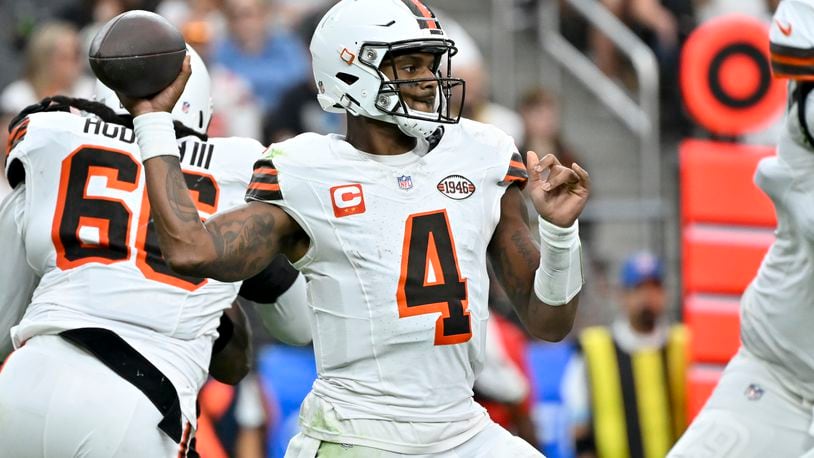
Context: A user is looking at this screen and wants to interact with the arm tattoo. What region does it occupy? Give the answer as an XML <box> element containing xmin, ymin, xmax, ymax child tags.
<box><xmin>490</xmin><ymin>188</ymin><xmax>579</xmax><ymax>338</ymax></box>
<box><xmin>510</xmin><ymin>230</ymin><xmax>539</xmax><ymax>271</ymax></box>
<box><xmin>205</xmin><ymin>210</ymin><xmax>278</xmax><ymax>281</ymax></box>
<box><xmin>496</xmin><ymin>230</ymin><xmax>537</xmax><ymax>310</ymax></box>
<box><xmin>161</xmin><ymin>157</ymin><xmax>202</xmax><ymax>223</ymax></box>
<box><xmin>489</xmin><ymin>186</ymin><xmax>543</xmax><ymax>322</ymax></box>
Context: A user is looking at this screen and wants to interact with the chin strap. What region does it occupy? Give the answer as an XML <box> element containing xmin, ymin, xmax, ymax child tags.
<box><xmin>395</xmin><ymin>115</ymin><xmax>442</xmax><ymax>139</ymax></box>
<box><xmin>797</xmin><ymin>81</ymin><xmax>814</xmax><ymax>148</ymax></box>
<box><xmin>427</xmin><ymin>126</ymin><xmax>444</xmax><ymax>151</ymax></box>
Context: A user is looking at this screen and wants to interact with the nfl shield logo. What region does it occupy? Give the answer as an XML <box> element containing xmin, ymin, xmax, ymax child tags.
<box><xmin>397</xmin><ymin>175</ymin><xmax>413</xmax><ymax>190</ymax></box>
<box><xmin>182</xmin><ymin>101</ymin><xmax>190</xmax><ymax>113</ymax></box>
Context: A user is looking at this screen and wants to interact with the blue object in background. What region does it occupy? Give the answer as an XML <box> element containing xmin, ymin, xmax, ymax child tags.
<box><xmin>620</xmin><ymin>251</ymin><xmax>664</xmax><ymax>289</ymax></box>
<box><xmin>526</xmin><ymin>341</ymin><xmax>576</xmax><ymax>458</ymax></box>
<box><xmin>213</xmin><ymin>32</ymin><xmax>310</xmax><ymax>112</ymax></box>
<box><xmin>257</xmin><ymin>344</ymin><xmax>317</xmax><ymax>458</ymax></box>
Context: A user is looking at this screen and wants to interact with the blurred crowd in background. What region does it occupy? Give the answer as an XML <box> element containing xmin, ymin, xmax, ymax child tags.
<box><xmin>0</xmin><ymin>0</ymin><xmax>788</xmax><ymax>457</ymax></box>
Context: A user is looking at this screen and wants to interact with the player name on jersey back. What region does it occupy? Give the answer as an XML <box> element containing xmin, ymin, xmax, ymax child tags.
<box><xmin>83</xmin><ymin>117</ymin><xmax>135</xmax><ymax>144</ymax></box>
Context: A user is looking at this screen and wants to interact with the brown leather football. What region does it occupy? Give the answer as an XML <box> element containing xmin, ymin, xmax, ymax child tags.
<box><xmin>89</xmin><ymin>10</ymin><xmax>186</xmax><ymax>98</ymax></box>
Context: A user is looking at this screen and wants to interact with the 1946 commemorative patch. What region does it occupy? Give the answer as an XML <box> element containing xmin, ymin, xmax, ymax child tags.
<box><xmin>437</xmin><ymin>175</ymin><xmax>476</xmax><ymax>200</ymax></box>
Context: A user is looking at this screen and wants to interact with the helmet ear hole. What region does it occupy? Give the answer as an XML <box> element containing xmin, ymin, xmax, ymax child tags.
<box><xmin>336</xmin><ymin>72</ymin><xmax>359</xmax><ymax>85</ymax></box>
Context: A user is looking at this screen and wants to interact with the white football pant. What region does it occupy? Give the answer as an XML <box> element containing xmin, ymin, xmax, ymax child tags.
<box><xmin>284</xmin><ymin>420</ymin><xmax>543</xmax><ymax>458</ymax></box>
<box><xmin>0</xmin><ymin>335</ymin><xmax>194</xmax><ymax>457</ymax></box>
<box><xmin>668</xmin><ymin>348</ymin><xmax>814</xmax><ymax>457</ymax></box>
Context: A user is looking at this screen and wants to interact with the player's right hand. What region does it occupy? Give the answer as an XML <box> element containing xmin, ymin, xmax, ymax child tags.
<box><xmin>118</xmin><ymin>54</ymin><xmax>191</xmax><ymax>117</ymax></box>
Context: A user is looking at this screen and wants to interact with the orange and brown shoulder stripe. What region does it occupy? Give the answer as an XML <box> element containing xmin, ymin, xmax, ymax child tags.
<box><xmin>245</xmin><ymin>158</ymin><xmax>283</xmax><ymax>201</ymax></box>
<box><xmin>500</xmin><ymin>151</ymin><xmax>529</xmax><ymax>188</ymax></box>
<box><xmin>6</xmin><ymin>116</ymin><xmax>30</xmax><ymax>156</ymax></box>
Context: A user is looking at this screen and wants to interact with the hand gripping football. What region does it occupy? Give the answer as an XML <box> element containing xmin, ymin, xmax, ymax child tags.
<box><xmin>89</xmin><ymin>10</ymin><xmax>186</xmax><ymax>99</ymax></box>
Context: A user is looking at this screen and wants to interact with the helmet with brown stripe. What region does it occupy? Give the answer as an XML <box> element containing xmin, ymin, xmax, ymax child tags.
<box><xmin>310</xmin><ymin>0</ymin><xmax>465</xmax><ymax>139</ymax></box>
<box><xmin>769</xmin><ymin>0</ymin><xmax>814</xmax><ymax>81</ymax></box>
<box><xmin>770</xmin><ymin>0</ymin><xmax>814</xmax><ymax>147</ymax></box>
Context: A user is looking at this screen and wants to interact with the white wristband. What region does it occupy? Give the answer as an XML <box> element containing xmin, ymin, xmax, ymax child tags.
<box><xmin>534</xmin><ymin>217</ymin><xmax>584</xmax><ymax>306</ymax></box>
<box><xmin>132</xmin><ymin>112</ymin><xmax>179</xmax><ymax>161</ymax></box>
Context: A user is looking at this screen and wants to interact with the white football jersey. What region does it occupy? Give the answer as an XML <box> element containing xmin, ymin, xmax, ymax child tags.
<box><xmin>245</xmin><ymin>118</ymin><xmax>528</xmax><ymax>451</ymax></box>
<box><xmin>741</xmin><ymin>118</ymin><xmax>814</xmax><ymax>401</ymax></box>
<box><xmin>3</xmin><ymin>111</ymin><xmax>264</xmax><ymax>426</ymax></box>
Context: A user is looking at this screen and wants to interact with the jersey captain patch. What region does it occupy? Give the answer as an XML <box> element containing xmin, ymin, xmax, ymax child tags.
<box><xmin>330</xmin><ymin>184</ymin><xmax>366</xmax><ymax>218</ymax></box>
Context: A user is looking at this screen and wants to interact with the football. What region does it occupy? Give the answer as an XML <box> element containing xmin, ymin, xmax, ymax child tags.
<box><xmin>89</xmin><ymin>10</ymin><xmax>186</xmax><ymax>99</ymax></box>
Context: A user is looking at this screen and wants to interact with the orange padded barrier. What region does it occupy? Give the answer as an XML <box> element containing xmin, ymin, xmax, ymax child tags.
<box><xmin>687</xmin><ymin>365</ymin><xmax>724</xmax><ymax>422</ymax></box>
<box><xmin>683</xmin><ymin>225</ymin><xmax>773</xmax><ymax>294</ymax></box>
<box><xmin>680</xmin><ymin>140</ymin><xmax>776</xmax><ymax>227</ymax></box>
<box><xmin>684</xmin><ymin>294</ymin><xmax>740</xmax><ymax>364</ymax></box>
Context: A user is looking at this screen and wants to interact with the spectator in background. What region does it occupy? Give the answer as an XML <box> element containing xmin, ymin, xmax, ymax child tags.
<box><xmin>59</xmin><ymin>0</ymin><xmax>142</xmax><ymax>57</ymax></box>
<box><xmin>591</xmin><ymin>0</ymin><xmax>681</xmax><ymax>78</ymax></box>
<box><xmin>174</xmin><ymin>8</ymin><xmax>263</xmax><ymax>139</ymax></box>
<box><xmin>271</xmin><ymin>0</ymin><xmax>332</xmax><ymax>31</ymax></box>
<box><xmin>563</xmin><ymin>252</ymin><xmax>687</xmax><ymax>458</ymax></box>
<box><xmin>157</xmin><ymin>0</ymin><xmax>227</xmax><ymax>42</ymax></box>
<box><xmin>262</xmin><ymin>5</ymin><xmax>343</xmax><ymax>143</ymax></box>
<box><xmin>519</xmin><ymin>87</ymin><xmax>580</xmax><ymax>168</ymax></box>
<box><xmin>213</xmin><ymin>0</ymin><xmax>309</xmax><ymax>113</ymax></box>
<box><xmin>58</xmin><ymin>0</ymin><xmax>143</xmax><ymax>31</ymax></box>
<box><xmin>0</xmin><ymin>22</ymin><xmax>94</xmax><ymax>115</ymax></box>
<box><xmin>590</xmin><ymin>0</ymin><xmax>695</xmax><ymax>132</ymax></box>
<box><xmin>519</xmin><ymin>86</ymin><xmax>596</xmax><ymax>247</ymax></box>
<box><xmin>440</xmin><ymin>13</ymin><xmax>525</xmax><ymax>142</ymax></box>
<box><xmin>208</xmin><ymin>63</ymin><xmax>265</xmax><ymax>139</ymax></box>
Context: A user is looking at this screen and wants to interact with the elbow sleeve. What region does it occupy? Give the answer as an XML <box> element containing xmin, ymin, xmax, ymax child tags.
<box><xmin>238</xmin><ymin>254</ymin><xmax>299</xmax><ymax>303</ymax></box>
<box><xmin>254</xmin><ymin>275</ymin><xmax>312</xmax><ymax>346</ymax></box>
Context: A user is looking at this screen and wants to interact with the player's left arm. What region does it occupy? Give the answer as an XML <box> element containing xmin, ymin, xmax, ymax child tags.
<box><xmin>238</xmin><ymin>254</ymin><xmax>312</xmax><ymax>346</ymax></box>
<box><xmin>209</xmin><ymin>300</ymin><xmax>252</xmax><ymax>385</ymax></box>
<box><xmin>0</xmin><ymin>185</ymin><xmax>39</xmax><ymax>358</ymax></box>
<box><xmin>488</xmin><ymin>152</ymin><xmax>590</xmax><ymax>341</ymax></box>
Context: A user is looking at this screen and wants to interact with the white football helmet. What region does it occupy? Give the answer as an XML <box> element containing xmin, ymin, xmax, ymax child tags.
<box><xmin>93</xmin><ymin>45</ymin><xmax>213</xmax><ymax>135</ymax></box>
<box><xmin>310</xmin><ymin>0</ymin><xmax>465</xmax><ymax>139</ymax></box>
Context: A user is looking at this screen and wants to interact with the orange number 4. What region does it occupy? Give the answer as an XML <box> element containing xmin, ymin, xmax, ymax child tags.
<box><xmin>396</xmin><ymin>210</ymin><xmax>472</xmax><ymax>345</ymax></box>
